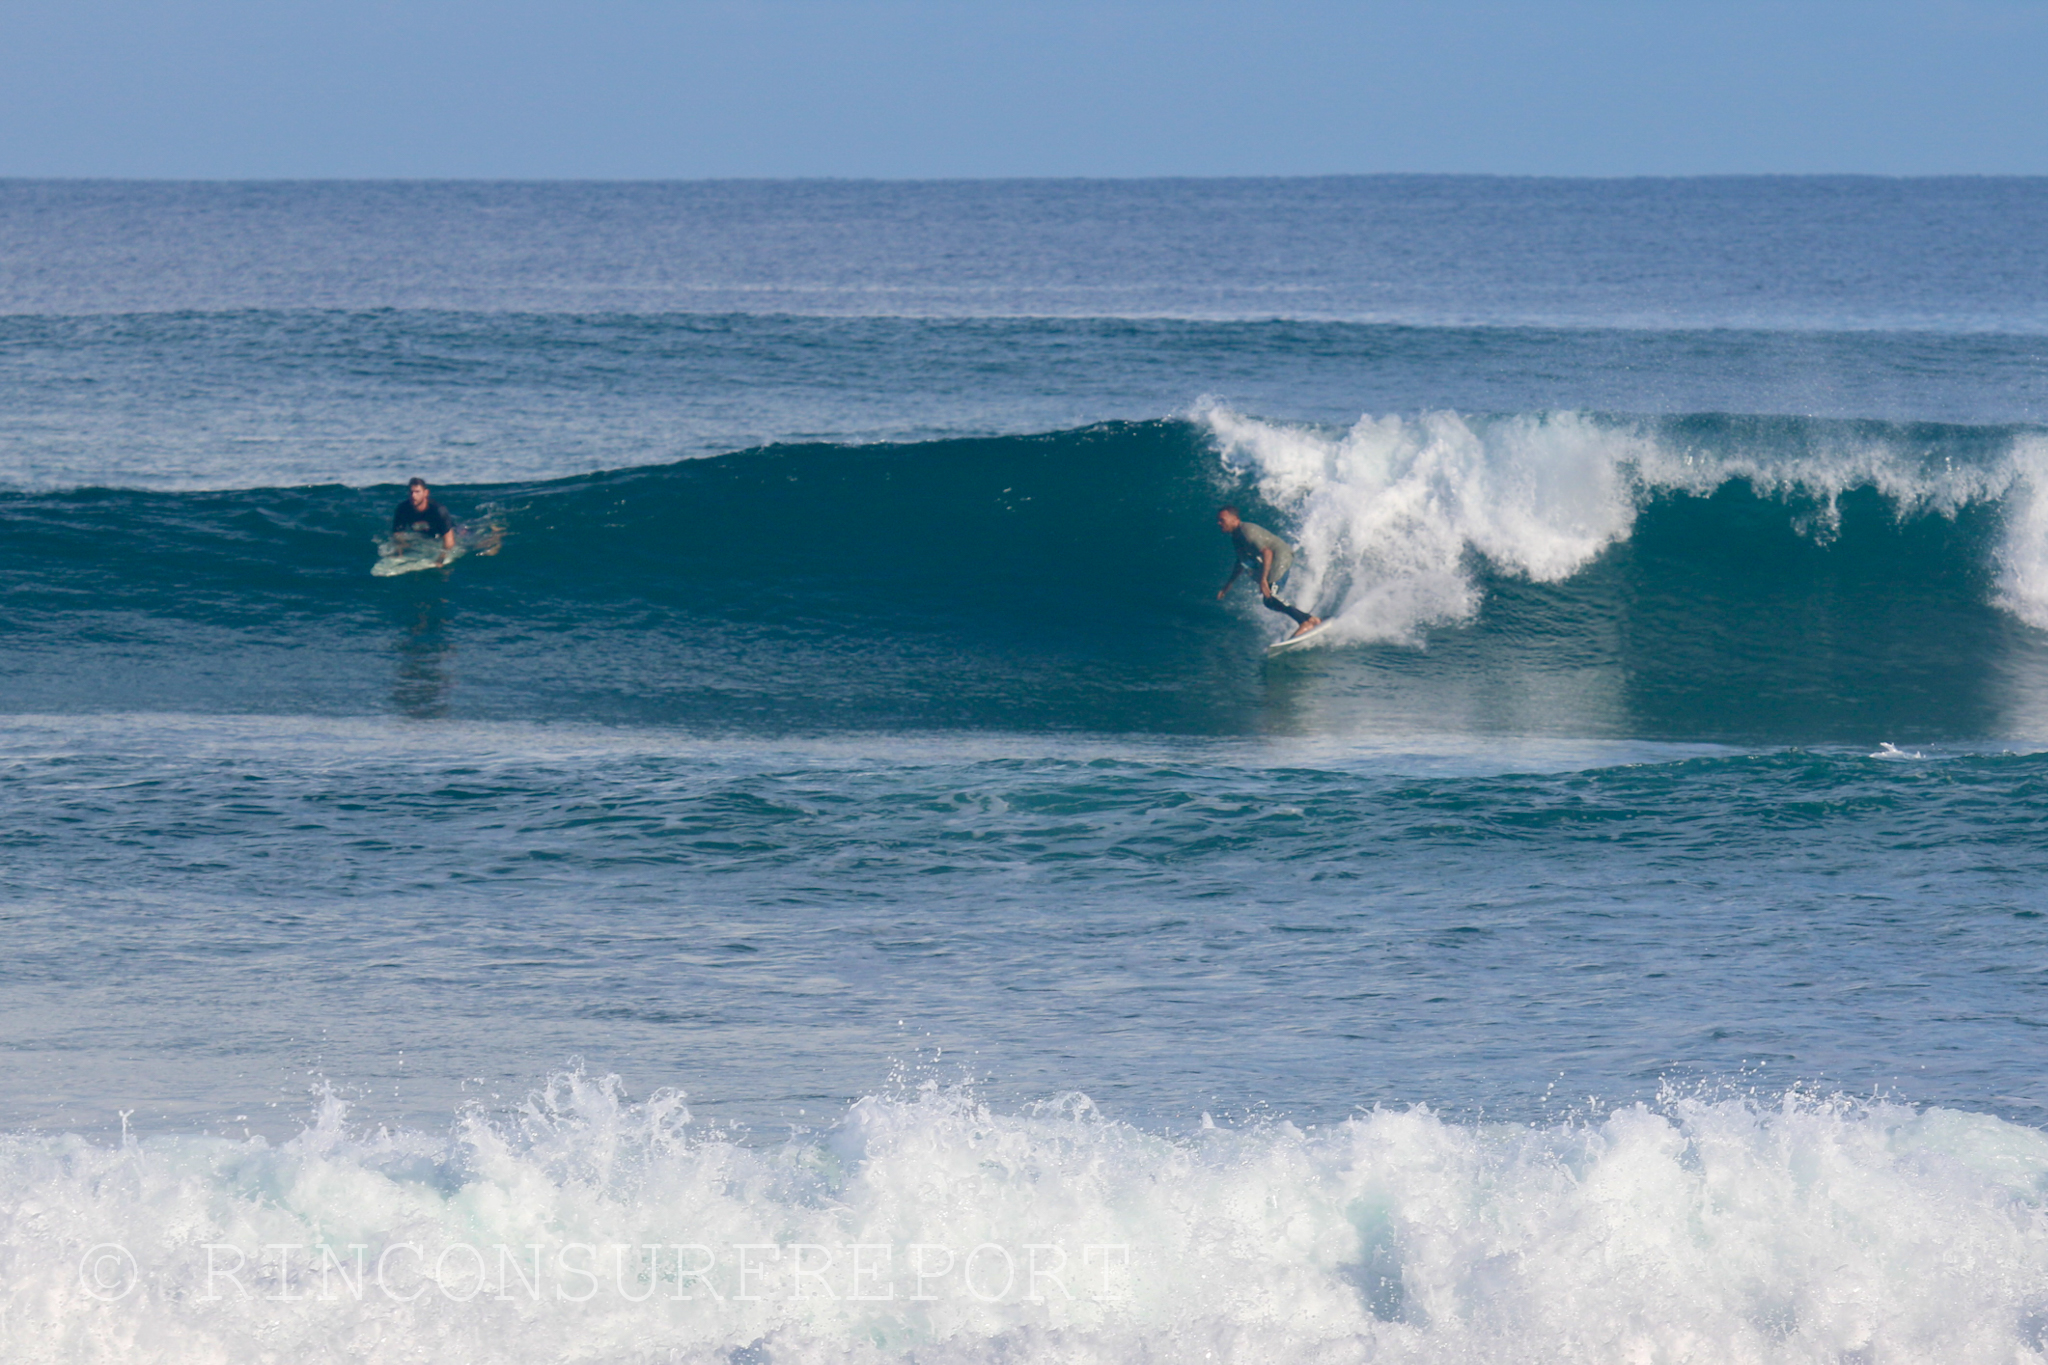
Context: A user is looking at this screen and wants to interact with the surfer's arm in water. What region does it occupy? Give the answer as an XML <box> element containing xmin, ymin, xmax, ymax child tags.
<box><xmin>404</xmin><ymin>527</ymin><xmax>456</xmax><ymax>554</ymax></box>
<box><xmin>391</xmin><ymin>522</ymin><xmax>456</xmax><ymax>560</ymax></box>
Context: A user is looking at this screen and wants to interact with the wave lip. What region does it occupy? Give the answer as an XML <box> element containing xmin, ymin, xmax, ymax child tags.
<box><xmin>1203</xmin><ymin>403</ymin><xmax>2048</xmax><ymax>643</ymax></box>
<box><xmin>11</xmin><ymin>1075</ymin><xmax>2048</xmax><ymax>1362</ymax></box>
<box><xmin>1205</xmin><ymin>403</ymin><xmax>1645</xmax><ymax>645</ymax></box>
<box><xmin>1993</xmin><ymin>435</ymin><xmax>2048</xmax><ymax>630</ymax></box>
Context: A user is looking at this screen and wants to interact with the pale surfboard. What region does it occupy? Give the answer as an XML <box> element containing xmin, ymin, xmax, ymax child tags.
<box><xmin>372</xmin><ymin>540</ymin><xmax>468</xmax><ymax>576</ymax></box>
<box><xmin>1267</xmin><ymin>620</ymin><xmax>1333</xmax><ymax>655</ymax></box>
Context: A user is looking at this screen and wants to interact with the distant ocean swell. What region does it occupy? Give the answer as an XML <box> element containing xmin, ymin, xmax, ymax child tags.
<box><xmin>10</xmin><ymin>1076</ymin><xmax>2048</xmax><ymax>1363</ymax></box>
<box><xmin>4</xmin><ymin>410</ymin><xmax>2047</xmax><ymax>737</ymax></box>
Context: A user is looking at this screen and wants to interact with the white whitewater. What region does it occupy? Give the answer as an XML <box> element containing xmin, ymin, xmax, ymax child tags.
<box><xmin>11</xmin><ymin>1074</ymin><xmax>2048</xmax><ymax>1363</ymax></box>
<box><xmin>1201</xmin><ymin>403</ymin><xmax>2048</xmax><ymax>641</ymax></box>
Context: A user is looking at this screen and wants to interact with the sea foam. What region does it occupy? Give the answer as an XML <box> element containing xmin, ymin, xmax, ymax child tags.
<box><xmin>9</xmin><ymin>1074</ymin><xmax>2048</xmax><ymax>1363</ymax></box>
<box><xmin>1201</xmin><ymin>403</ymin><xmax>2048</xmax><ymax>643</ymax></box>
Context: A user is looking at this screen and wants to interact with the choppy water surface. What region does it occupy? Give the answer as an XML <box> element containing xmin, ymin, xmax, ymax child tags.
<box><xmin>4</xmin><ymin>178</ymin><xmax>2048</xmax><ymax>1363</ymax></box>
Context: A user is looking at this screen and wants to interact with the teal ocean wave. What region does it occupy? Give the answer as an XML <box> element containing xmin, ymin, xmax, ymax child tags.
<box><xmin>4</xmin><ymin>413</ymin><xmax>2047</xmax><ymax>741</ymax></box>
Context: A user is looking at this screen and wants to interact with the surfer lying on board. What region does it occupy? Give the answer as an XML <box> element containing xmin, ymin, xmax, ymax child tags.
<box><xmin>1216</xmin><ymin>506</ymin><xmax>1322</xmax><ymax>640</ymax></box>
<box><xmin>394</xmin><ymin>478</ymin><xmax>457</xmax><ymax>560</ymax></box>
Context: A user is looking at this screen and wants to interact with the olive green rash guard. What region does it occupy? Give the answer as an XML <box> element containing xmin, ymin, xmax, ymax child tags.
<box><xmin>1231</xmin><ymin>521</ymin><xmax>1295</xmax><ymax>582</ymax></box>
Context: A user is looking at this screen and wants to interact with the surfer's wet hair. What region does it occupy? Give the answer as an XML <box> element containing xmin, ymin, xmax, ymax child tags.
<box><xmin>1218</xmin><ymin>505</ymin><xmax>1239</xmax><ymax>517</ymax></box>
<box><xmin>408</xmin><ymin>477</ymin><xmax>428</xmax><ymax>489</ymax></box>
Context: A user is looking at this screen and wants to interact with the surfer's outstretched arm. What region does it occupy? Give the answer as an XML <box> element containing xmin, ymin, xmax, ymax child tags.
<box><xmin>1218</xmin><ymin>561</ymin><xmax>1242</xmax><ymax>600</ymax></box>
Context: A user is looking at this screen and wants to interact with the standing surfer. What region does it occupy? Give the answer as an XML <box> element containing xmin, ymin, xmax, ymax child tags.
<box><xmin>393</xmin><ymin>477</ymin><xmax>457</xmax><ymax>561</ymax></box>
<box><xmin>1216</xmin><ymin>506</ymin><xmax>1321</xmax><ymax>640</ymax></box>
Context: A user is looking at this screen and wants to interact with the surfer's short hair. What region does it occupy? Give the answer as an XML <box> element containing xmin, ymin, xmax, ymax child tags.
<box><xmin>1218</xmin><ymin>505</ymin><xmax>1240</xmax><ymax>517</ymax></box>
<box><xmin>408</xmin><ymin>477</ymin><xmax>428</xmax><ymax>489</ymax></box>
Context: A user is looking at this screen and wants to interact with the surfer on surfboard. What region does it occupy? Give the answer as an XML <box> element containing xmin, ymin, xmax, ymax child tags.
<box><xmin>376</xmin><ymin>477</ymin><xmax>503</xmax><ymax>576</ymax></box>
<box><xmin>393</xmin><ymin>478</ymin><xmax>457</xmax><ymax>562</ymax></box>
<box><xmin>1216</xmin><ymin>506</ymin><xmax>1322</xmax><ymax>641</ymax></box>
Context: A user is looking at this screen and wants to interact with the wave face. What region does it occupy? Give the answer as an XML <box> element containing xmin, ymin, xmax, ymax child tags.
<box><xmin>5</xmin><ymin>413</ymin><xmax>2048</xmax><ymax>741</ymax></box>
<box><xmin>11</xmin><ymin>1076</ymin><xmax>2048</xmax><ymax>1364</ymax></box>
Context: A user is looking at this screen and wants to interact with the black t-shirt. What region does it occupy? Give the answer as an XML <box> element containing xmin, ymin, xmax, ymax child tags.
<box><xmin>393</xmin><ymin>497</ymin><xmax>454</xmax><ymax>537</ymax></box>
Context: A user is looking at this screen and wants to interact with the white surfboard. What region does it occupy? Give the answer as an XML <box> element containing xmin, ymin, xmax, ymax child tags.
<box><xmin>372</xmin><ymin>541</ymin><xmax>468</xmax><ymax>577</ymax></box>
<box><xmin>372</xmin><ymin>521</ymin><xmax>504</xmax><ymax>576</ymax></box>
<box><xmin>1267</xmin><ymin>620</ymin><xmax>1332</xmax><ymax>655</ymax></box>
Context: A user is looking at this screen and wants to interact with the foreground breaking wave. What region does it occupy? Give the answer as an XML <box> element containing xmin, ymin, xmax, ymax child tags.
<box><xmin>12</xmin><ymin>1075</ymin><xmax>2048</xmax><ymax>1364</ymax></box>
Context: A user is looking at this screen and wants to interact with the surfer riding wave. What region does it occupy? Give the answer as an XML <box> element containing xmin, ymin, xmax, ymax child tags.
<box><xmin>1216</xmin><ymin>506</ymin><xmax>1321</xmax><ymax>641</ymax></box>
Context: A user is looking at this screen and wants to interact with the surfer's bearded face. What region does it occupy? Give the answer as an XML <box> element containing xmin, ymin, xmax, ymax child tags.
<box><xmin>411</xmin><ymin>485</ymin><xmax>430</xmax><ymax>510</ymax></box>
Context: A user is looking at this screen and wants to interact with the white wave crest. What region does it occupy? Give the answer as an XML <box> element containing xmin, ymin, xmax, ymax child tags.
<box><xmin>1993</xmin><ymin>434</ymin><xmax>2048</xmax><ymax>630</ymax></box>
<box><xmin>8</xmin><ymin>1074</ymin><xmax>2048</xmax><ymax>1363</ymax></box>
<box><xmin>1202</xmin><ymin>405</ymin><xmax>1645</xmax><ymax>644</ymax></box>
<box><xmin>1198</xmin><ymin>403</ymin><xmax>2048</xmax><ymax>643</ymax></box>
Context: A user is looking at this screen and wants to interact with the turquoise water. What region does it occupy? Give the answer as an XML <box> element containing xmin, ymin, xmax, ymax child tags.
<box><xmin>5</xmin><ymin>178</ymin><xmax>2048</xmax><ymax>1362</ymax></box>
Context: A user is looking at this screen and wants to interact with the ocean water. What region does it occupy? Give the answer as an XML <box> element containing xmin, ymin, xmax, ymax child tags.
<box><xmin>4</xmin><ymin>177</ymin><xmax>2048</xmax><ymax>1363</ymax></box>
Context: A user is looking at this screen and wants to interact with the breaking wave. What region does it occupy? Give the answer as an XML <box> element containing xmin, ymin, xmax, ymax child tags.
<box><xmin>5</xmin><ymin>411</ymin><xmax>2048</xmax><ymax>739</ymax></box>
<box><xmin>11</xmin><ymin>1073</ymin><xmax>2048</xmax><ymax>1363</ymax></box>
<box><xmin>1201</xmin><ymin>403</ymin><xmax>2048</xmax><ymax>642</ymax></box>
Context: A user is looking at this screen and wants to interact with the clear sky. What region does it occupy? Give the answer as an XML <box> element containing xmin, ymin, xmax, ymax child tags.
<box><xmin>2</xmin><ymin>0</ymin><xmax>2045</xmax><ymax>178</ymax></box>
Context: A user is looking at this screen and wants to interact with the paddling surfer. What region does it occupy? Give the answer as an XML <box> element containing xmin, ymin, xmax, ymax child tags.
<box><xmin>1216</xmin><ymin>506</ymin><xmax>1321</xmax><ymax>639</ymax></box>
<box><xmin>393</xmin><ymin>478</ymin><xmax>457</xmax><ymax>559</ymax></box>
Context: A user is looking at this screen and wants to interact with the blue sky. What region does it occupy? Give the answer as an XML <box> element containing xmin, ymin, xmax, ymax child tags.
<box><xmin>2</xmin><ymin>0</ymin><xmax>2044</xmax><ymax>177</ymax></box>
